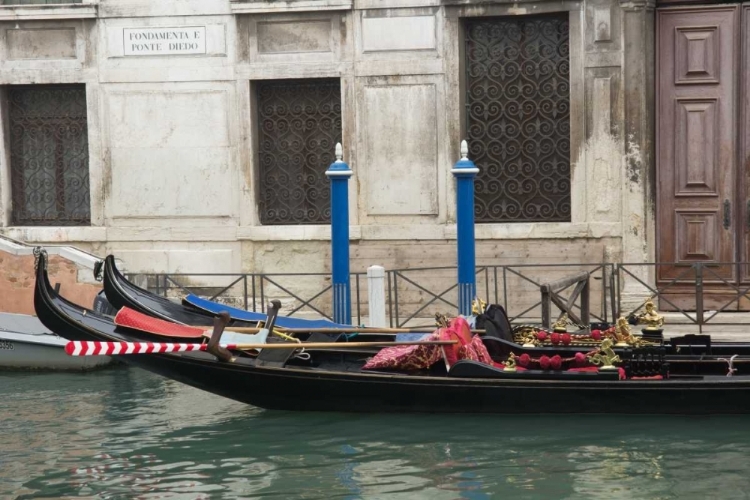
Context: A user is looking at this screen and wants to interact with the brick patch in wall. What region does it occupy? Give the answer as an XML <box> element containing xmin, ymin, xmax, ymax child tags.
<box><xmin>0</xmin><ymin>250</ymin><xmax>101</xmax><ymax>315</ymax></box>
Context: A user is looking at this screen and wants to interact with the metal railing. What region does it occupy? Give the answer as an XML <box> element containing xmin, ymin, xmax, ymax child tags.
<box><xmin>540</xmin><ymin>271</ymin><xmax>590</xmax><ymax>329</ymax></box>
<box><xmin>129</xmin><ymin>262</ymin><xmax>750</xmax><ymax>333</ymax></box>
<box><xmin>125</xmin><ymin>271</ymin><xmax>369</xmax><ymax>326</ymax></box>
<box><xmin>386</xmin><ymin>263</ymin><xmax>613</xmax><ymax>327</ymax></box>
<box><xmin>614</xmin><ymin>262</ymin><xmax>750</xmax><ymax>333</ymax></box>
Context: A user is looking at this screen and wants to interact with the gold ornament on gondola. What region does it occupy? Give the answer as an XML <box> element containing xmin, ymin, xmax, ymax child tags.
<box><xmin>518</xmin><ymin>329</ymin><xmax>538</xmax><ymax>348</ymax></box>
<box><xmin>471</xmin><ymin>297</ymin><xmax>487</xmax><ymax>316</ymax></box>
<box><xmin>613</xmin><ymin>317</ymin><xmax>633</xmax><ymax>347</ymax></box>
<box><xmin>552</xmin><ymin>314</ymin><xmax>569</xmax><ymax>333</ymax></box>
<box><xmin>504</xmin><ymin>353</ymin><xmax>517</xmax><ymax>372</ymax></box>
<box><xmin>637</xmin><ymin>298</ymin><xmax>665</xmax><ymax>331</ymax></box>
<box><xmin>610</xmin><ymin>316</ymin><xmax>654</xmax><ymax>348</ymax></box>
<box><xmin>587</xmin><ymin>338</ymin><xmax>621</xmax><ymax>370</ymax></box>
<box><xmin>435</xmin><ymin>313</ymin><xmax>450</xmax><ymax>328</ymax></box>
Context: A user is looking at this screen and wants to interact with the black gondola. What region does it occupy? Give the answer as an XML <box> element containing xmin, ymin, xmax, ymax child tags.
<box><xmin>97</xmin><ymin>254</ymin><xmax>258</xmax><ymax>327</ymax></box>
<box><xmin>95</xmin><ymin>253</ymin><xmax>750</xmax><ymax>368</ymax></box>
<box><xmin>99</xmin><ymin>254</ymin><xmax>348</xmax><ymax>330</ymax></box>
<box><xmin>34</xmin><ymin>249</ymin><xmax>750</xmax><ymax>414</ymax></box>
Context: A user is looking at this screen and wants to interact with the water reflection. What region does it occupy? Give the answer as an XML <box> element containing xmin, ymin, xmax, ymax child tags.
<box><xmin>1</xmin><ymin>368</ymin><xmax>750</xmax><ymax>499</ymax></box>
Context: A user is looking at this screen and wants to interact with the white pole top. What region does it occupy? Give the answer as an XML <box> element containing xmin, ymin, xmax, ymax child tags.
<box><xmin>367</xmin><ymin>265</ymin><xmax>385</xmax><ymax>278</ymax></box>
<box><xmin>460</xmin><ymin>140</ymin><xmax>469</xmax><ymax>160</ymax></box>
<box><xmin>335</xmin><ymin>142</ymin><xmax>343</xmax><ymax>162</ymax></box>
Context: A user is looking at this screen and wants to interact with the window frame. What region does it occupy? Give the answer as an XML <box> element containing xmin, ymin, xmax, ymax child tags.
<box><xmin>6</xmin><ymin>84</ymin><xmax>92</xmax><ymax>227</ymax></box>
<box><xmin>0</xmin><ymin>0</ymin><xmax>96</xmax><ymax>21</ymax></box>
<box><xmin>463</xmin><ymin>13</ymin><xmax>573</xmax><ymax>224</ymax></box>
<box><xmin>254</xmin><ymin>77</ymin><xmax>343</xmax><ymax>226</ymax></box>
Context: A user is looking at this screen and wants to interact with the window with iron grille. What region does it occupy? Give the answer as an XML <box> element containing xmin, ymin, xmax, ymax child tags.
<box><xmin>7</xmin><ymin>85</ymin><xmax>91</xmax><ymax>226</ymax></box>
<box><xmin>256</xmin><ymin>79</ymin><xmax>342</xmax><ymax>225</ymax></box>
<box><xmin>465</xmin><ymin>14</ymin><xmax>571</xmax><ymax>223</ymax></box>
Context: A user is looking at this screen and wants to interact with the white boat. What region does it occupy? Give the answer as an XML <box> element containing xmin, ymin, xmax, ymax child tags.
<box><xmin>0</xmin><ymin>312</ymin><xmax>113</xmax><ymax>371</ymax></box>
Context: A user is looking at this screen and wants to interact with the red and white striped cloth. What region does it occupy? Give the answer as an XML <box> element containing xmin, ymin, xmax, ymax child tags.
<box><xmin>64</xmin><ymin>341</ymin><xmax>239</xmax><ymax>356</ymax></box>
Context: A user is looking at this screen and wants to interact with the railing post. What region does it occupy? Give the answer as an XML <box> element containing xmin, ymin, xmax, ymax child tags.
<box><xmin>581</xmin><ymin>275</ymin><xmax>590</xmax><ymax>327</ymax></box>
<box><xmin>612</xmin><ymin>264</ymin><xmax>624</xmax><ymax>318</ymax></box>
<box><xmin>243</xmin><ymin>275</ymin><xmax>248</xmax><ymax>311</ymax></box>
<box><xmin>326</xmin><ymin>143</ymin><xmax>353</xmax><ymax>325</ymax></box>
<box><xmin>367</xmin><ymin>265</ymin><xmax>386</xmax><ymax>328</ymax></box>
<box><xmin>452</xmin><ymin>139</ymin><xmax>479</xmax><ymax>316</ymax></box>
<box><xmin>541</xmin><ymin>284</ymin><xmax>551</xmax><ymax>329</ymax></box>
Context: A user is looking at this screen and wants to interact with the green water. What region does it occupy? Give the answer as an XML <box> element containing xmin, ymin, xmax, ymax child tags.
<box><xmin>1</xmin><ymin>367</ymin><xmax>750</xmax><ymax>499</ymax></box>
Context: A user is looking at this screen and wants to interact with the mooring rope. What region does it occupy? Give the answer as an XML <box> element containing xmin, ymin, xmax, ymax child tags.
<box><xmin>718</xmin><ymin>354</ymin><xmax>739</xmax><ymax>377</ymax></box>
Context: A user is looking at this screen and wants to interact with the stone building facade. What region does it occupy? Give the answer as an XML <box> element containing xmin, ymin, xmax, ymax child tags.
<box><xmin>0</xmin><ymin>0</ymin><xmax>657</xmax><ymax>313</ymax></box>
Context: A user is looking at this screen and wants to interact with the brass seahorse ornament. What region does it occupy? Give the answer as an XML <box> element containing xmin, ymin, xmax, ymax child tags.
<box><xmin>587</xmin><ymin>338</ymin><xmax>621</xmax><ymax>371</ymax></box>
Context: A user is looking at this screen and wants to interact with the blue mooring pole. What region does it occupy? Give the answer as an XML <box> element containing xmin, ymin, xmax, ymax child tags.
<box><xmin>452</xmin><ymin>140</ymin><xmax>479</xmax><ymax>316</ymax></box>
<box><xmin>326</xmin><ymin>143</ymin><xmax>353</xmax><ymax>325</ymax></box>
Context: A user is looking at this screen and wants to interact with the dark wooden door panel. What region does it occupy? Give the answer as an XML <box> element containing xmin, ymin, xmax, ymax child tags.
<box><xmin>657</xmin><ymin>6</ymin><xmax>738</xmax><ymax>285</ymax></box>
<box><xmin>740</xmin><ymin>5</ymin><xmax>750</xmax><ymax>283</ymax></box>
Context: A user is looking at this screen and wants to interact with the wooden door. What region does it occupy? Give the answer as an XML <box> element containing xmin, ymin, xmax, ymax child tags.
<box><xmin>657</xmin><ymin>6</ymin><xmax>739</xmax><ymax>309</ymax></box>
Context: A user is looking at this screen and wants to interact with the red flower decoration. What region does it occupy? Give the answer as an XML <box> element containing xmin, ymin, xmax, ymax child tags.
<box><xmin>561</xmin><ymin>333</ymin><xmax>571</xmax><ymax>345</ymax></box>
<box><xmin>539</xmin><ymin>355</ymin><xmax>551</xmax><ymax>370</ymax></box>
<box><xmin>590</xmin><ymin>330</ymin><xmax>601</xmax><ymax>341</ymax></box>
<box><xmin>550</xmin><ymin>333</ymin><xmax>561</xmax><ymax>345</ymax></box>
<box><xmin>550</xmin><ymin>355</ymin><xmax>562</xmax><ymax>370</ymax></box>
<box><xmin>574</xmin><ymin>352</ymin><xmax>586</xmax><ymax>365</ymax></box>
<box><xmin>518</xmin><ymin>353</ymin><xmax>531</xmax><ymax>367</ymax></box>
<box><xmin>537</xmin><ymin>331</ymin><xmax>547</xmax><ymax>341</ymax></box>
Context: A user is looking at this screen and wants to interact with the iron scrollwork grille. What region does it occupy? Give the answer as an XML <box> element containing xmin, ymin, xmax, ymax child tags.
<box><xmin>256</xmin><ymin>79</ymin><xmax>342</xmax><ymax>225</ymax></box>
<box><xmin>8</xmin><ymin>85</ymin><xmax>91</xmax><ymax>226</ymax></box>
<box><xmin>465</xmin><ymin>14</ymin><xmax>571</xmax><ymax>223</ymax></box>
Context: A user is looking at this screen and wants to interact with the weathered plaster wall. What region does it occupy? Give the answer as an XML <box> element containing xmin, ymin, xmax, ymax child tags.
<box><xmin>0</xmin><ymin>0</ymin><xmax>655</xmax><ymax>313</ymax></box>
<box><xmin>0</xmin><ymin>250</ymin><xmax>101</xmax><ymax>314</ymax></box>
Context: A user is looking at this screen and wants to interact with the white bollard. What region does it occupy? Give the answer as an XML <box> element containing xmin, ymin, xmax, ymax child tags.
<box><xmin>367</xmin><ymin>265</ymin><xmax>386</xmax><ymax>328</ymax></box>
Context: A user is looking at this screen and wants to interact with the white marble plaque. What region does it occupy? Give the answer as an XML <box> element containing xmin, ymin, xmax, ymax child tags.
<box><xmin>362</xmin><ymin>16</ymin><xmax>436</xmax><ymax>52</ymax></box>
<box><xmin>123</xmin><ymin>26</ymin><xmax>206</xmax><ymax>56</ymax></box>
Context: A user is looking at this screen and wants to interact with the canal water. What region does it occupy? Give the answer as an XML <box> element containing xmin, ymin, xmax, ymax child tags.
<box><xmin>2</xmin><ymin>366</ymin><xmax>750</xmax><ymax>500</ymax></box>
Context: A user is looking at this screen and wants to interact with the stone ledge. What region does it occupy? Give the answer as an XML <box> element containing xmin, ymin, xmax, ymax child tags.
<box><xmin>0</xmin><ymin>3</ymin><xmax>97</xmax><ymax>21</ymax></box>
<box><xmin>107</xmin><ymin>226</ymin><xmax>238</xmax><ymax>242</ymax></box>
<box><xmin>1</xmin><ymin>226</ymin><xmax>106</xmax><ymax>243</ymax></box>
<box><xmin>238</xmin><ymin>222</ymin><xmax>622</xmax><ymax>241</ymax></box>
<box><xmin>230</xmin><ymin>0</ymin><xmax>352</xmax><ymax>14</ymax></box>
<box><xmin>619</xmin><ymin>0</ymin><xmax>655</xmax><ymax>11</ymax></box>
<box><xmin>355</xmin><ymin>0</ymin><xmax>440</xmax><ymax>9</ymax></box>
<box><xmin>449</xmin><ymin>222</ymin><xmax>622</xmax><ymax>240</ymax></box>
<box><xmin>354</xmin><ymin>58</ymin><xmax>443</xmax><ymax>77</ymax></box>
<box><xmin>0</xmin><ymin>222</ymin><xmax>622</xmax><ymax>242</ymax></box>
<box><xmin>0</xmin><ymin>233</ymin><xmax>100</xmax><ymax>272</ymax></box>
<box><xmin>237</xmin><ymin>225</ymin><xmax>361</xmax><ymax>241</ymax></box>
<box><xmin>359</xmin><ymin>225</ymin><xmax>445</xmax><ymax>240</ymax></box>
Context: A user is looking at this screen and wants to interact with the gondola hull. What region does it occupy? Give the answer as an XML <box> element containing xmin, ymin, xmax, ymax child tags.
<box><xmin>33</xmin><ymin>250</ymin><xmax>750</xmax><ymax>415</ymax></box>
<box><xmin>103</xmin><ymin>346</ymin><xmax>750</xmax><ymax>414</ymax></box>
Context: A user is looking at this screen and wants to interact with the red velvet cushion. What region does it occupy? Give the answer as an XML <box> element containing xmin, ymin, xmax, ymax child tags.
<box><xmin>114</xmin><ymin>306</ymin><xmax>206</xmax><ymax>338</ymax></box>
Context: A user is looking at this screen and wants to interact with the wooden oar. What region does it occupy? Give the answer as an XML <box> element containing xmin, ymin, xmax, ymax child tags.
<box><xmin>211</xmin><ymin>326</ymin><xmax>486</xmax><ymax>335</ymax></box>
<box><xmin>64</xmin><ymin>339</ymin><xmax>458</xmax><ymax>356</ymax></box>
